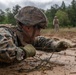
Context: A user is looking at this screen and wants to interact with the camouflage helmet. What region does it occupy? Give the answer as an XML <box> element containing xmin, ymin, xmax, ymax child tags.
<box><xmin>15</xmin><ymin>6</ymin><xmax>48</xmax><ymax>29</ymax></box>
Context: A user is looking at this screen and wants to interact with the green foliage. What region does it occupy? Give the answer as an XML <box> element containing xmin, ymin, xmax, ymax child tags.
<box><xmin>4</xmin><ymin>8</ymin><xmax>14</xmax><ymax>24</ymax></box>
<box><xmin>0</xmin><ymin>9</ymin><xmax>5</xmax><ymax>24</ymax></box>
<box><xmin>45</xmin><ymin>4</ymin><xmax>59</xmax><ymax>28</ymax></box>
<box><xmin>56</xmin><ymin>10</ymin><xmax>70</xmax><ymax>27</ymax></box>
<box><xmin>71</xmin><ymin>0</ymin><xmax>76</xmax><ymax>10</ymax></box>
<box><xmin>60</xmin><ymin>1</ymin><xmax>66</xmax><ymax>11</ymax></box>
<box><xmin>45</xmin><ymin>0</ymin><xmax>76</xmax><ymax>28</ymax></box>
<box><xmin>0</xmin><ymin>5</ymin><xmax>21</xmax><ymax>25</ymax></box>
<box><xmin>67</xmin><ymin>0</ymin><xmax>76</xmax><ymax>27</ymax></box>
<box><xmin>47</xmin><ymin>22</ymin><xmax>53</xmax><ymax>28</ymax></box>
<box><xmin>12</xmin><ymin>5</ymin><xmax>21</xmax><ymax>15</ymax></box>
<box><xmin>0</xmin><ymin>0</ymin><xmax>76</xmax><ymax>28</ymax></box>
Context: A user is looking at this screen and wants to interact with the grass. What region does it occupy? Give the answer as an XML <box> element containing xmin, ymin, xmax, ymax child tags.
<box><xmin>41</xmin><ymin>27</ymin><xmax>76</xmax><ymax>35</ymax></box>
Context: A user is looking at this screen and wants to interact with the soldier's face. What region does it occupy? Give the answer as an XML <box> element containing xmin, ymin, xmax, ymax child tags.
<box><xmin>22</xmin><ymin>25</ymin><xmax>41</xmax><ymax>41</ymax></box>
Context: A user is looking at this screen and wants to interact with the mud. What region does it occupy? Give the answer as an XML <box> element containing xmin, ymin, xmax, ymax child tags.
<box><xmin>0</xmin><ymin>28</ymin><xmax>76</xmax><ymax>75</ymax></box>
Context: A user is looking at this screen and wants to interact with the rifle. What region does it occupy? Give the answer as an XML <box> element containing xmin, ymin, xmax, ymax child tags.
<box><xmin>35</xmin><ymin>47</ymin><xmax>56</xmax><ymax>52</ymax></box>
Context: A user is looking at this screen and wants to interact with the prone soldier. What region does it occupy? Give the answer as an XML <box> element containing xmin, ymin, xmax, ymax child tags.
<box><xmin>0</xmin><ymin>6</ymin><xmax>75</xmax><ymax>63</ymax></box>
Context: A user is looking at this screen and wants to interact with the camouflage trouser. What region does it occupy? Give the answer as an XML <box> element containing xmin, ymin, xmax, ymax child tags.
<box><xmin>54</xmin><ymin>24</ymin><xmax>59</xmax><ymax>32</ymax></box>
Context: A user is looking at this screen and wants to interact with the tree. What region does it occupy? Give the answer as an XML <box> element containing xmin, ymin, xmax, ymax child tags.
<box><xmin>71</xmin><ymin>0</ymin><xmax>76</xmax><ymax>26</ymax></box>
<box><xmin>3</xmin><ymin>5</ymin><xmax>21</xmax><ymax>25</ymax></box>
<box><xmin>67</xmin><ymin>0</ymin><xmax>76</xmax><ymax>27</ymax></box>
<box><xmin>4</xmin><ymin>8</ymin><xmax>14</xmax><ymax>24</ymax></box>
<box><xmin>56</xmin><ymin>10</ymin><xmax>70</xmax><ymax>27</ymax></box>
<box><xmin>12</xmin><ymin>5</ymin><xmax>21</xmax><ymax>16</ymax></box>
<box><xmin>12</xmin><ymin>5</ymin><xmax>21</xmax><ymax>25</ymax></box>
<box><xmin>0</xmin><ymin>9</ymin><xmax>5</xmax><ymax>23</ymax></box>
<box><xmin>45</xmin><ymin>9</ymin><xmax>52</xmax><ymax>28</ymax></box>
<box><xmin>60</xmin><ymin>1</ymin><xmax>66</xmax><ymax>11</ymax></box>
<box><xmin>71</xmin><ymin>0</ymin><xmax>76</xmax><ymax>10</ymax></box>
<box><xmin>45</xmin><ymin>4</ymin><xmax>59</xmax><ymax>28</ymax></box>
<box><xmin>51</xmin><ymin>4</ymin><xmax>59</xmax><ymax>18</ymax></box>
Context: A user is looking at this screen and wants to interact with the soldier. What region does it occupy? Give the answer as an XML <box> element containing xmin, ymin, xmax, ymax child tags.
<box><xmin>0</xmin><ymin>6</ymin><xmax>75</xmax><ymax>63</ymax></box>
<box><xmin>53</xmin><ymin>16</ymin><xmax>59</xmax><ymax>32</ymax></box>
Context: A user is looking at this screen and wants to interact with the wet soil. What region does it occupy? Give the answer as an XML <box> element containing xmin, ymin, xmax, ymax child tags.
<box><xmin>0</xmin><ymin>28</ymin><xmax>76</xmax><ymax>75</ymax></box>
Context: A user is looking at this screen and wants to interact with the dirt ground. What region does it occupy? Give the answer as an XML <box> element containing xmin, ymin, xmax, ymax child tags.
<box><xmin>0</xmin><ymin>28</ymin><xmax>76</xmax><ymax>75</ymax></box>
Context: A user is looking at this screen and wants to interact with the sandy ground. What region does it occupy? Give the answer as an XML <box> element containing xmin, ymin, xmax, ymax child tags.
<box><xmin>0</xmin><ymin>28</ymin><xmax>76</xmax><ymax>75</ymax></box>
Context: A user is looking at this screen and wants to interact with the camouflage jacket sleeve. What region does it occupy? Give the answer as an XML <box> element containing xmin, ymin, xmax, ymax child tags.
<box><xmin>33</xmin><ymin>36</ymin><xmax>74</xmax><ymax>52</ymax></box>
<box><xmin>0</xmin><ymin>28</ymin><xmax>25</xmax><ymax>63</ymax></box>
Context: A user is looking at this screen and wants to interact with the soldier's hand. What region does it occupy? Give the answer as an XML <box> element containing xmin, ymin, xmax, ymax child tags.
<box><xmin>22</xmin><ymin>44</ymin><xmax>36</xmax><ymax>58</ymax></box>
<box><xmin>56</xmin><ymin>41</ymin><xmax>70</xmax><ymax>52</ymax></box>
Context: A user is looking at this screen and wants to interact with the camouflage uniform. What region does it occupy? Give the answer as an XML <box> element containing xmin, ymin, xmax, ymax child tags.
<box><xmin>0</xmin><ymin>26</ymin><xmax>75</xmax><ymax>63</ymax></box>
<box><xmin>33</xmin><ymin>36</ymin><xmax>75</xmax><ymax>52</ymax></box>
<box><xmin>53</xmin><ymin>16</ymin><xmax>59</xmax><ymax>32</ymax></box>
<box><xmin>0</xmin><ymin>6</ymin><xmax>75</xmax><ymax>63</ymax></box>
<box><xmin>0</xmin><ymin>26</ymin><xmax>37</xmax><ymax>63</ymax></box>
